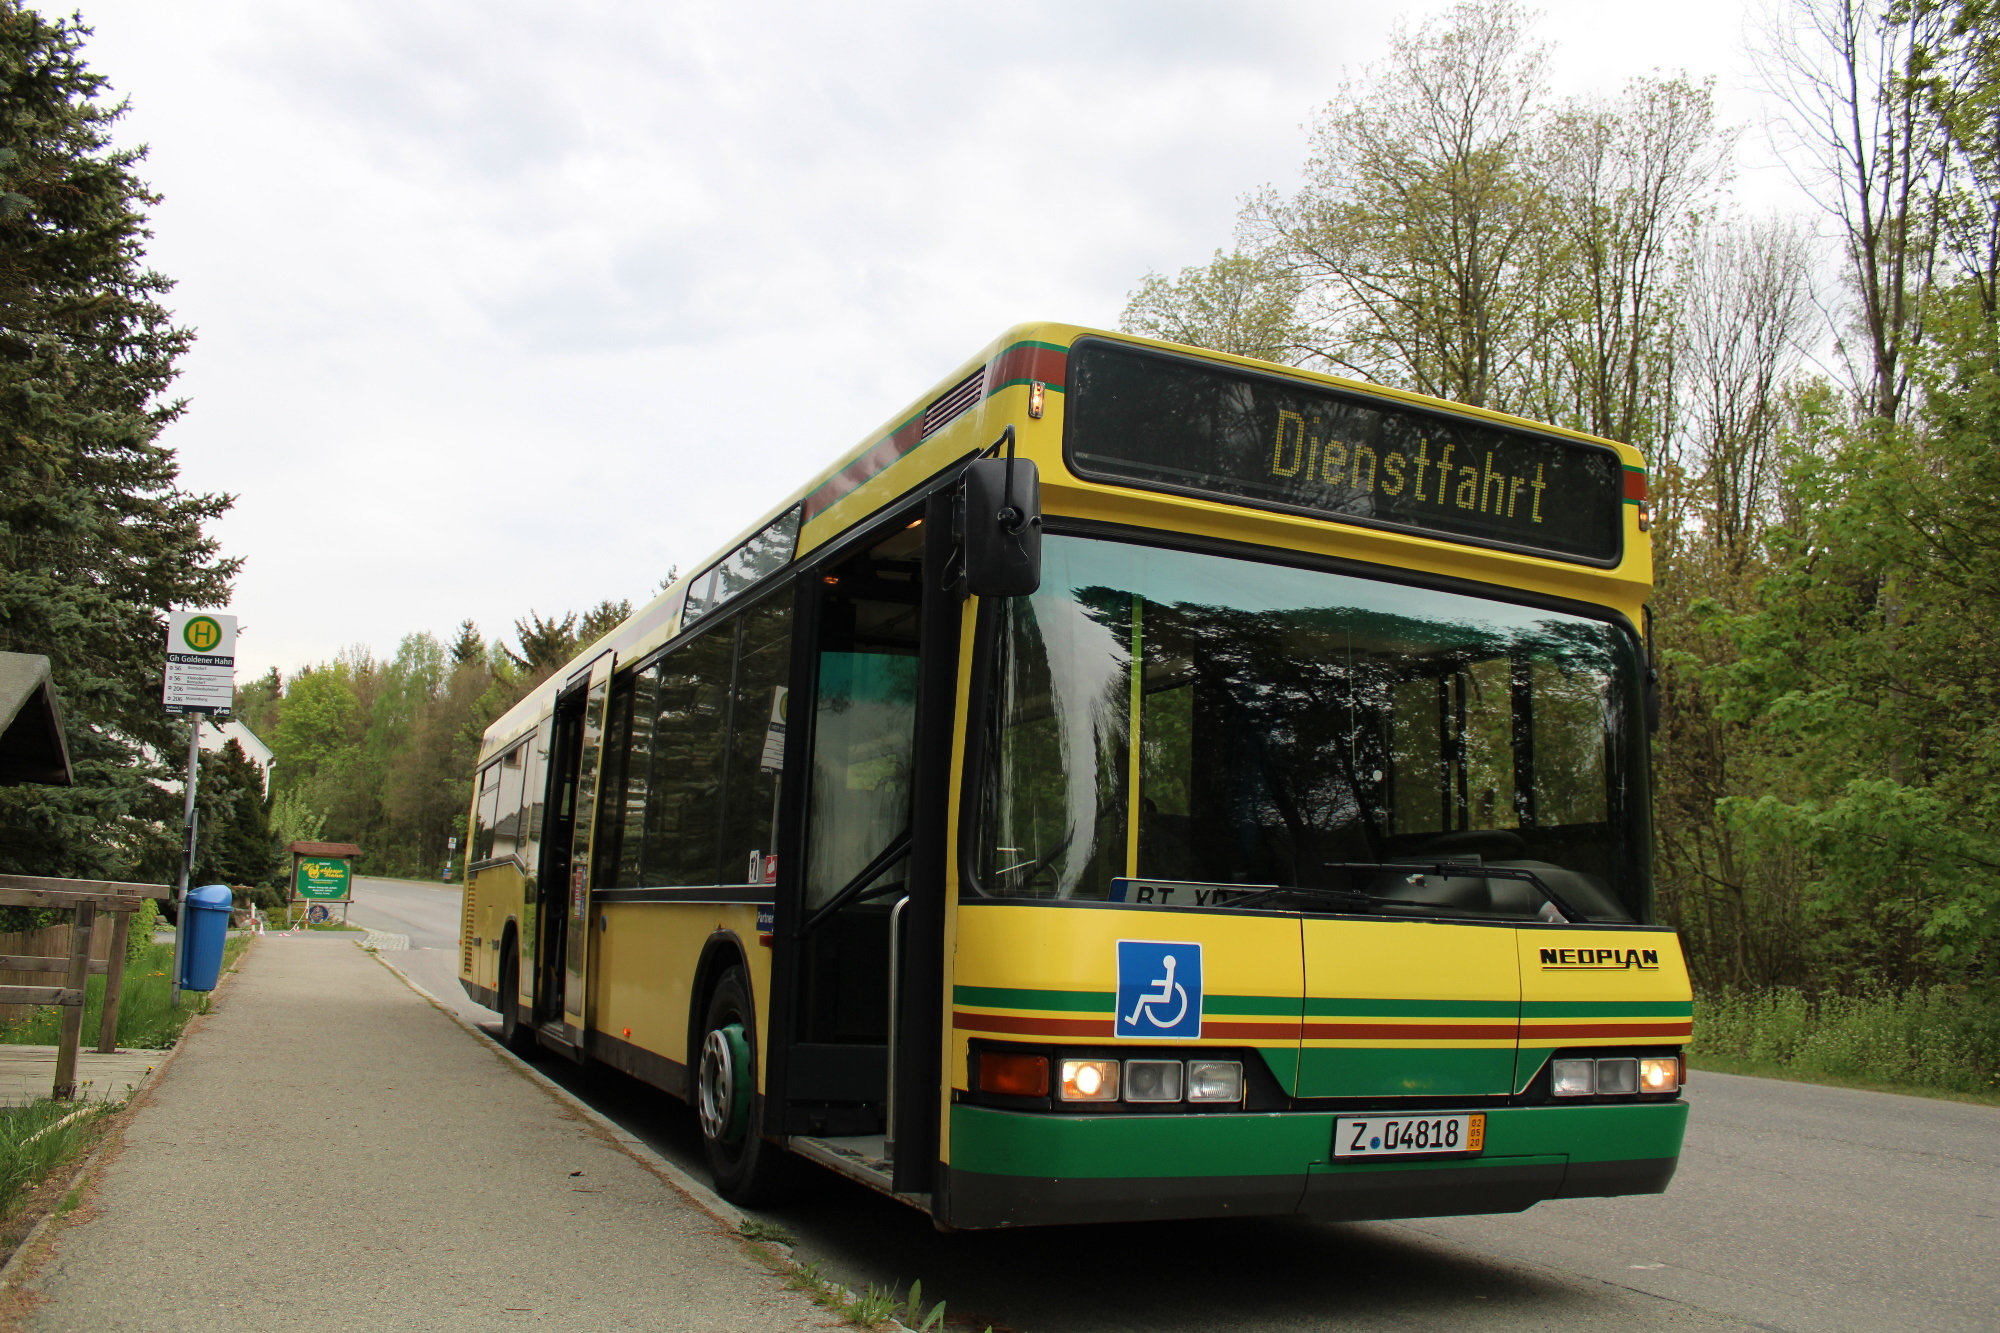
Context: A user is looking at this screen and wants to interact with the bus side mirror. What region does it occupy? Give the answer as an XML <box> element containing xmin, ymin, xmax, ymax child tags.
<box><xmin>1643</xmin><ymin>661</ymin><xmax>1661</xmax><ymax>734</ymax></box>
<box><xmin>962</xmin><ymin>457</ymin><xmax>1042</xmax><ymax>598</ymax></box>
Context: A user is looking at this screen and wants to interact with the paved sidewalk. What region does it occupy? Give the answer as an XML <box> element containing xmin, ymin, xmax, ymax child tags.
<box><xmin>23</xmin><ymin>935</ymin><xmax>834</xmax><ymax>1332</ymax></box>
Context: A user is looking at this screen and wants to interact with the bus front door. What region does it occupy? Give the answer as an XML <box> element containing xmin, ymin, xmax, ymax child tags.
<box><xmin>780</xmin><ymin>521</ymin><xmax>928</xmax><ymax>1152</ymax></box>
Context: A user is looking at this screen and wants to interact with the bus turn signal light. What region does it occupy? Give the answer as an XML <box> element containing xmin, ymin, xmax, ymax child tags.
<box><xmin>977</xmin><ymin>1053</ymin><xmax>1049</xmax><ymax>1098</ymax></box>
<box><xmin>1640</xmin><ymin>1057</ymin><xmax>1681</xmax><ymax>1093</ymax></box>
<box><xmin>1058</xmin><ymin>1059</ymin><xmax>1119</xmax><ymax>1102</ymax></box>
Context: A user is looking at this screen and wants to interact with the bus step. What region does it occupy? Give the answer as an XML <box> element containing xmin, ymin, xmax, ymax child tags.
<box><xmin>536</xmin><ymin>1022</ymin><xmax>577</xmax><ymax>1054</ymax></box>
<box><xmin>789</xmin><ymin>1134</ymin><xmax>895</xmax><ymax>1195</ymax></box>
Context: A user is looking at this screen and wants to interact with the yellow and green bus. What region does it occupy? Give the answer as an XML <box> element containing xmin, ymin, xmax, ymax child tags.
<box><xmin>458</xmin><ymin>322</ymin><xmax>1691</xmax><ymax>1228</ymax></box>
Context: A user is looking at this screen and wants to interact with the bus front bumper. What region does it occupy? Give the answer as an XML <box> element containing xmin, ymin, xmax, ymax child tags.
<box><xmin>940</xmin><ymin>1101</ymin><xmax>1686</xmax><ymax>1230</ymax></box>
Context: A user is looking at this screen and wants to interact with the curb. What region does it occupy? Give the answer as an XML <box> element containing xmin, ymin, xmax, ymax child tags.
<box><xmin>360</xmin><ymin>944</ymin><xmax>918</xmax><ymax>1331</ymax></box>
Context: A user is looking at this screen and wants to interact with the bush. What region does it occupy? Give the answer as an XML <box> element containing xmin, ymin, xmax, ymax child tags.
<box><xmin>0</xmin><ymin>937</ymin><xmax>248</xmax><ymax>1050</ymax></box>
<box><xmin>1692</xmin><ymin>987</ymin><xmax>2000</xmax><ymax>1096</ymax></box>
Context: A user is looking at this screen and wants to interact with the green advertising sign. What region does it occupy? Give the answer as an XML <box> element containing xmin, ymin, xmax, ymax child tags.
<box><xmin>294</xmin><ymin>857</ymin><xmax>352</xmax><ymax>901</ymax></box>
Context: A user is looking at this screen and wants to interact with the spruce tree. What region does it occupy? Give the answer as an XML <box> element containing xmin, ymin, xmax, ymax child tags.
<box><xmin>0</xmin><ymin>4</ymin><xmax>236</xmax><ymax>881</ymax></box>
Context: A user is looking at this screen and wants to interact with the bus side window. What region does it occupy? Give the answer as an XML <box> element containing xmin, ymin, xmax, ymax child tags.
<box><xmin>492</xmin><ymin>743</ymin><xmax>527</xmax><ymax>863</ymax></box>
<box><xmin>722</xmin><ymin>597</ymin><xmax>792</xmax><ymax>884</ymax></box>
<box><xmin>612</xmin><ymin>668</ymin><xmax>660</xmax><ymax>889</ymax></box>
<box><xmin>589</xmin><ymin>672</ymin><xmax>640</xmax><ymax>888</ymax></box>
<box><xmin>475</xmin><ymin>761</ymin><xmax>502</xmax><ymax>861</ymax></box>
<box><xmin>643</xmin><ymin>619</ymin><xmax>735</xmax><ymax>886</ymax></box>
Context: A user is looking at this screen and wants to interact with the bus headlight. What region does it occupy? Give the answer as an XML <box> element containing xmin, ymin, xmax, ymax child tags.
<box><xmin>1186</xmin><ymin>1060</ymin><xmax>1244</xmax><ymax>1103</ymax></box>
<box><xmin>1058</xmin><ymin>1059</ymin><xmax>1119</xmax><ymax>1102</ymax></box>
<box><xmin>1596</xmin><ymin>1058</ymin><xmax>1639</xmax><ymax>1095</ymax></box>
<box><xmin>1640</xmin><ymin>1056</ymin><xmax>1682</xmax><ymax>1093</ymax></box>
<box><xmin>1551</xmin><ymin>1058</ymin><xmax>1595</xmax><ymax>1097</ymax></box>
<box><xmin>1122</xmin><ymin>1060</ymin><xmax>1183</xmax><ymax>1103</ymax></box>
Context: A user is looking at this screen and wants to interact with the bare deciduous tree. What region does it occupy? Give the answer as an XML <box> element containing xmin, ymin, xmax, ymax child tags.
<box><xmin>1244</xmin><ymin>0</ymin><xmax>1553</xmax><ymax>407</ymax></box>
<box><xmin>1754</xmin><ymin>0</ymin><xmax>1950</xmax><ymax>419</ymax></box>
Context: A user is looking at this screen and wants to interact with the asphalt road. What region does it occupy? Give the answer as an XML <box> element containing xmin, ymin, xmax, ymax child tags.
<box><xmin>346</xmin><ymin>875</ymin><xmax>497</xmax><ymax>1025</ymax></box>
<box><xmin>359</xmin><ymin>885</ymin><xmax>2000</xmax><ymax>1331</ymax></box>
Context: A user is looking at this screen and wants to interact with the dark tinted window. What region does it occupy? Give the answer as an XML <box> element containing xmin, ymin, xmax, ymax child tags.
<box><xmin>721</xmin><ymin>598</ymin><xmax>793</xmax><ymax>885</ymax></box>
<box><xmin>644</xmin><ymin>622</ymin><xmax>734</xmax><ymax>884</ymax></box>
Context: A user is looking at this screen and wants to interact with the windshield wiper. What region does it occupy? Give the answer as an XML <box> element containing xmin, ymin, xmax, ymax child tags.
<box><xmin>1225</xmin><ymin>884</ymin><xmax>1444</xmax><ymax>913</ymax></box>
<box><xmin>1329</xmin><ymin>861</ymin><xmax>1579</xmax><ymax>922</ymax></box>
<box><xmin>1227</xmin><ymin>863</ymin><xmax>1577</xmax><ymax>922</ymax></box>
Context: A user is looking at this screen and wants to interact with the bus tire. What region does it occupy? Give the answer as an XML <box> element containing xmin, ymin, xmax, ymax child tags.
<box><xmin>696</xmin><ymin>966</ymin><xmax>790</xmax><ymax>1204</ymax></box>
<box><xmin>497</xmin><ymin>939</ymin><xmax>540</xmax><ymax>1059</ymax></box>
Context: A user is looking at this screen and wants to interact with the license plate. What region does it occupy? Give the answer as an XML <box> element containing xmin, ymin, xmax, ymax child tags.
<box><xmin>1333</xmin><ymin>1113</ymin><xmax>1484</xmax><ymax>1158</ymax></box>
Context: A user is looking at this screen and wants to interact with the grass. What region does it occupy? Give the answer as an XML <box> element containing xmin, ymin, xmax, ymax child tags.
<box><xmin>0</xmin><ymin>1099</ymin><xmax>112</xmax><ymax>1224</ymax></box>
<box><xmin>0</xmin><ymin>935</ymin><xmax>250</xmax><ymax>1050</ymax></box>
<box><xmin>737</xmin><ymin>1223</ymin><xmax>973</xmax><ymax>1332</ymax></box>
<box><xmin>779</xmin><ymin>1261</ymin><xmax>955</xmax><ymax>1331</ymax></box>
<box><xmin>1690</xmin><ymin>986</ymin><xmax>2000</xmax><ymax>1104</ymax></box>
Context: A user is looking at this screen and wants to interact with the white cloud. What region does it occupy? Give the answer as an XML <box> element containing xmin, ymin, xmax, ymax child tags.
<box><xmin>68</xmin><ymin>0</ymin><xmax>1809</xmax><ymax>680</ymax></box>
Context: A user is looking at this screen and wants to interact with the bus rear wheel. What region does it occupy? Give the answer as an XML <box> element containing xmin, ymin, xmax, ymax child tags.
<box><xmin>696</xmin><ymin>967</ymin><xmax>790</xmax><ymax>1204</ymax></box>
<box><xmin>497</xmin><ymin>940</ymin><xmax>540</xmax><ymax>1058</ymax></box>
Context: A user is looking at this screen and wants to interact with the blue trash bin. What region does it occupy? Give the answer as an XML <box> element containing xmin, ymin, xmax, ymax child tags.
<box><xmin>179</xmin><ymin>884</ymin><xmax>234</xmax><ymax>992</ymax></box>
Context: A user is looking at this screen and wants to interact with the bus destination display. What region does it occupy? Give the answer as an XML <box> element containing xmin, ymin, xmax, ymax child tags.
<box><xmin>1066</xmin><ymin>341</ymin><xmax>1625</xmax><ymax>564</ymax></box>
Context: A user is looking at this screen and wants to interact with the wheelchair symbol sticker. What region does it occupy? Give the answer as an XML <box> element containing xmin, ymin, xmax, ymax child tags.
<box><xmin>1115</xmin><ymin>940</ymin><xmax>1202</xmax><ymax>1039</ymax></box>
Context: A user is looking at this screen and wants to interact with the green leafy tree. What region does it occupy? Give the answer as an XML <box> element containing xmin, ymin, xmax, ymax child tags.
<box><xmin>506</xmin><ymin>610</ymin><xmax>577</xmax><ymax>676</ymax></box>
<box><xmin>0</xmin><ymin>3</ymin><xmax>235</xmax><ymax>881</ymax></box>
<box><xmin>448</xmin><ymin>619</ymin><xmax>484</xmax><ymax>666</ymax></box>
<box><xmin>576</xmin><ymin>598</ymin><xmax>631</xmax><ymax>648</ymax></box>
<box><xmin>1119</xmin><ymin>249</ymin><xmax>1307</xmax><ymax>363</ymax></box>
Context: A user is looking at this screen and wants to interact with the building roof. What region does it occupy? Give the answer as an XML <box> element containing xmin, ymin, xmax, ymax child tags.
<box><xmin>0</xmin><ymin>654</ymin><xmax>73</xmax><ymax>787</ymax></box>
<box><xmin>287</xmin><ymin>841</ymin><xmax>362</xmax><ymax>858</ymax></box>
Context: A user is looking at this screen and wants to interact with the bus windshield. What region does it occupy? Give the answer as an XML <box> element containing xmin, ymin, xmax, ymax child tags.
<box><xmin>975</xmin><ymin>536</ymin><xmax>1648</xmax><ymax>922</ymax></box>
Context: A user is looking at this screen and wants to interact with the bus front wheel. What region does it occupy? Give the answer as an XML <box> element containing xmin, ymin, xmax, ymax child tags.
<box><xmin>696</xmin><ymin>967</ymin><xmax>790</xmax><ymax>1203</ymax></box>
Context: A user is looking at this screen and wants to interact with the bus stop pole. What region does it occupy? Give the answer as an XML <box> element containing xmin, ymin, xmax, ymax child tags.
<box><xmin>169</xmin><ymin>716</ymin><xmax>202</xmax><ymax>1006</ymax></box>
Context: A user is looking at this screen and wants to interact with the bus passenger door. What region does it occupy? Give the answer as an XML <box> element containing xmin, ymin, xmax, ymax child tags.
<box><xmin>776</xmin><ymin>519</ymin><xmax>928</xmax><ymax>1153</ymax></box>
<box><xmin>559</xmin><ymin>656</ymin><xmax>613</xmax><ymax>1049</ymax></box>
<box><xmin>532</xmin><ymin>671</ymin><xmax>596</xmax><ymax>1051</ymax></box>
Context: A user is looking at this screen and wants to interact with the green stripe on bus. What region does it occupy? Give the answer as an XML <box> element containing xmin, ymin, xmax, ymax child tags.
<box><xmin>986</xmin><ymin>378</ymin><xmax>1068</xmax><ymax>393</ymax></box>
<box><xmin>954</xmin><ymin>985</ymin><xmax>1111</xmax><ymax>1012</ymax></box>
<box><xmin>952</xmin><ymin>987</ymin><xmax>1688</xmax><ymax>1020</ymax></box>
<box><xmin>948</xmin><ymin>1102</ymin><xmax>1688</xmax><ymax>1178</ymax></box>
<box><xmin>1297</xmin><ymin>1047</ymin><xmax>1517</xmax><ymax>1098</ymax></box>
<box><xmin>953</xmin><ymin>986</ymin><xmax>1296</xmax><ymax>1015</ymax></box>
<box><xmin>1304</xmin><ymin>997</ymin><xmax>1518</xmax><ymax>1017</ymax></box>
<box><xmin>1522</xmin><ymin>1000</ymin><xmax>1692</xmax><ymax>1017</ymax></box>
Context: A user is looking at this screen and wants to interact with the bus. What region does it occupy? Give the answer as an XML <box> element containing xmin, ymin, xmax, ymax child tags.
<box><xmin>457</xmin><ymin>322</ymin><xmax>1690</xmax><ymax>1229</ymax></box>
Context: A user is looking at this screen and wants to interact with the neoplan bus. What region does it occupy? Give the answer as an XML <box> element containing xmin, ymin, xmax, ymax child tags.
<box><xmin>458</xmin><ymin>322</ymin><xmax>1691</xmax><ymax>1229</ymax></box>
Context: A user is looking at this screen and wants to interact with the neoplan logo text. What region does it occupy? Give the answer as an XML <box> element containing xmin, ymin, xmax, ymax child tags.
<box><xmin>1539</xmin><ymin>947</ymin><xmax>1660</xmax><ymax>970</ymax></box>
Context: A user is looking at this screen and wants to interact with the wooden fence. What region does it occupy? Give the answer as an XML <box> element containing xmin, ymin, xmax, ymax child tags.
<box><xmin>0</xmin><ymin>876</ymin><xmax>171</xmax><ymax>1099</ymax></box>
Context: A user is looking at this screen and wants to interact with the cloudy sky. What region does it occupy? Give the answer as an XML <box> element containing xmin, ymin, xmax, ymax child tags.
<box><xmin>71</xmin><ymin>0</ymin><xmax>1810</xmax><ymax>681</ymax></box>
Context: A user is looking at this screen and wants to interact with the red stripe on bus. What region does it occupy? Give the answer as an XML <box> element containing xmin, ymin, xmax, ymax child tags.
<box><xmin>1302</xmin><ymin>1022</ymin><xmax>1518</xmax><ymax>1041</ymax></box>
<box><xmin>803</xmin><ymin>419</ymin><xmax>924</xmax><ymax>520</ymax></box>
<box><xmin>985</xmin><ymin>344</ymin><xmax>1068</xmax><ymax>393</ymax></box>
<box><xmin>952</xmin><ymin>1011</ymin><xmax>1114</xmax><ymax>1038</ymax></box>
<box><xmin>1623</xmin><ymin>469</ymin><xmax>1648</xmax><ymax>501</ymax></box>
<box><xmin>1520</xmin><ymin>1022</ymin><xmax>1692</xmax><ymax>1040</ymax></box>
<box><xmin>1200</xmin><ymin>1020</ymin><xmax>1303</xmax><ymax>1040</ymax></box>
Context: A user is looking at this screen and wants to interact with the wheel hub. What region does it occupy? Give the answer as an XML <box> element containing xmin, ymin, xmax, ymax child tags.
<box><xmin>697</xmin><ymin>1022</ymin><xmax>751</xmax><ymax>1144</ymax></box>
